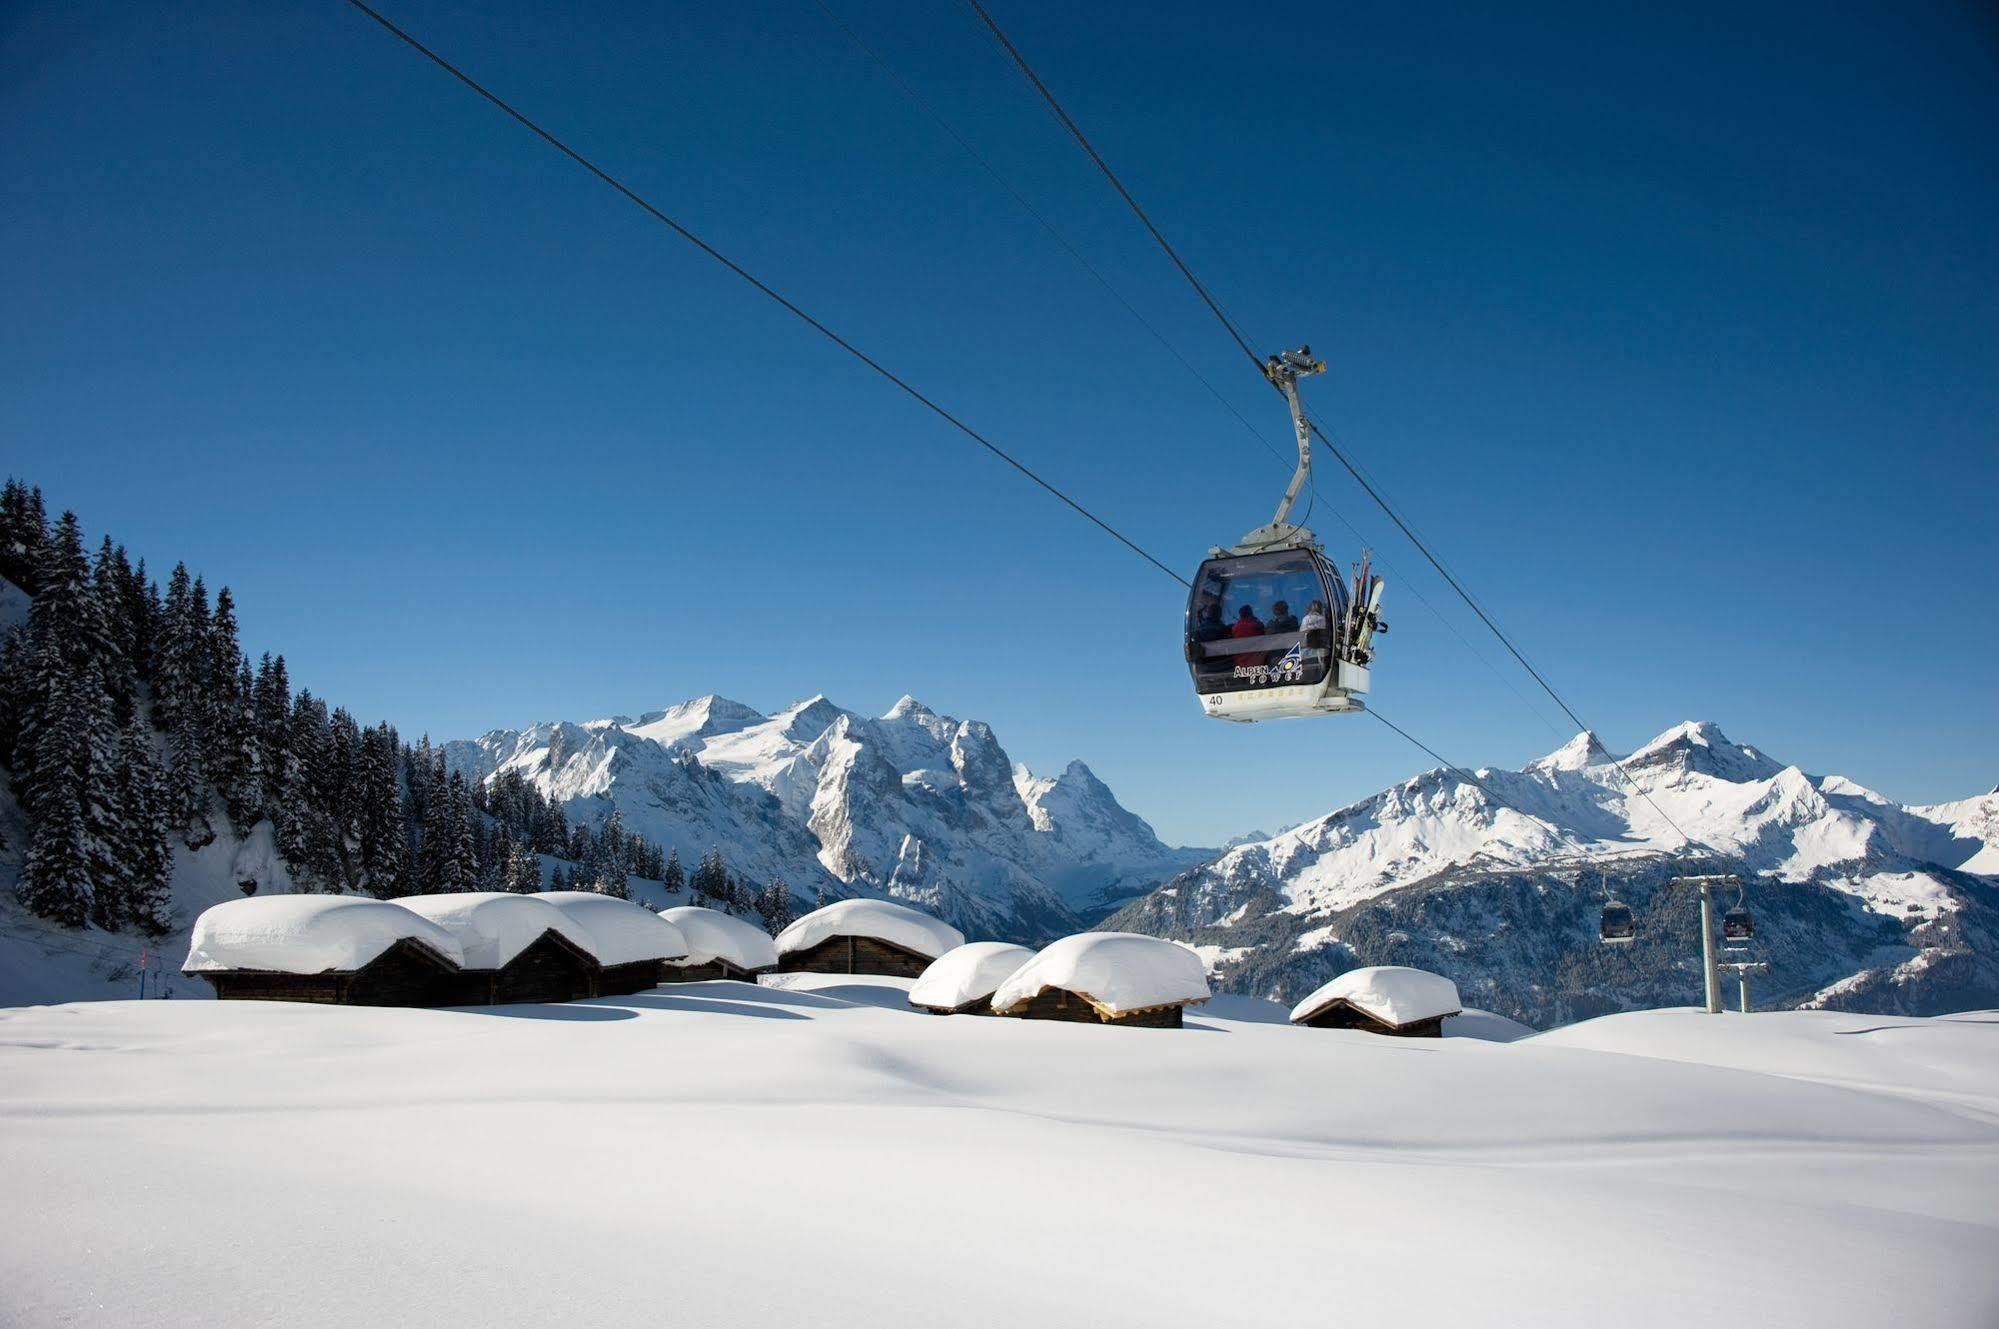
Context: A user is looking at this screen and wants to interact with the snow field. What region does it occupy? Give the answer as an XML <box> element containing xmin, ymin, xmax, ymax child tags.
<box><xmin>2</xmin><ymin>994</ymin><xmax>1993</xmax><ymax>1328</ymax></box>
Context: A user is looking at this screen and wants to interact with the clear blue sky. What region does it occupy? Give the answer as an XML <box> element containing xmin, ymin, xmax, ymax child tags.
<box><xmin>4</xmin><ymin>0</ymin><xmax>1994</xmax><ymax>846</ymax></box>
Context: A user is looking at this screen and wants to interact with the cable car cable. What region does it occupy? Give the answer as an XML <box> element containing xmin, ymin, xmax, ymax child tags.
<box><xmin>342</xmin><ymin>0</ymin><xmax>1698</xmax><ymax>869</ymax></box>
<box><xmin>962</xmin><ymin>0</ymin><xmax>1267</xmax><ymax>374</ymax></box>
<box><xmin>339</xmin><ymin>0</ymin><xmax>1189</xmax><ymax>590</ymax></box>
<box><xmin>963</xmin><ymin>0</ymin><xmax>1703</xmax><ymax>846</ymax></box>
<box><xmin>811</xmin><ymin>0</ymin><xmax>1301</xmax><ymax>485</ymax></box>
<box><xmin>819</xmin><ymin>0</ymin><xmax>1565</xmax><ymax>741</ymax></box>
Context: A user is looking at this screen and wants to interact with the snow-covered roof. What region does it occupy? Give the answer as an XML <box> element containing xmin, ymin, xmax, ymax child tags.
<box><xmin>773</xmin><ymin>898</ymin><xmax>965</xmax><ymax>961</ymax></box>
<box><xmin>392</xmin><ymin>893</ymin><xmax>593</xmax><ymax>970</ymax></box>
<box><xmin>990</xmin><ymin>932</ymin><xmax>1211</xmax><ymax>1017</ymax></box>
<box><xmin>537</xmin><ymin>892</ymin><xmax>688</xmax><ymax>966</ymax></box>
<box><xmin>183</xmin><ymin>895</ymin><xmax>466</xmax><ymax>975</ymax></box>
<box><xmin>659</xmin><ymin>906</ymin><xmax>779</xmax><ymax>972</ymax></box>
<box><xmin>1289</xmin><ymin>966</ymin><xmax>1462</xmax><ymax>1028</ymax></box>
<box><xmin>910</xmin><ymin>942</ymin><xmax>1034</xmax><ymax>1012</ymax></box>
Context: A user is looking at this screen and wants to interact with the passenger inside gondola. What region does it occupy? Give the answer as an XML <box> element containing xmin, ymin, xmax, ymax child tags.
<box><xmin>1267</xmin><ymin>600</ymin><xmax>1300</xmax><ymax>634</ymax></box>
<box><xmin>1231</xmin><ymin>605</ymin><xmax>1266</xmax><ymax>667</ymax></box>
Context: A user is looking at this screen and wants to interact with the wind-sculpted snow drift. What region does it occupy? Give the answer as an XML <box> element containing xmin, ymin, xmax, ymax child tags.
<box><xmin>1109</xmin><ymin>721</ymin><xmax>1999</xmax><ymax>1026</ymax></box>
<box><xmin>442</xmin><ymin>694</ymin><xmax>1207</xmax><ymax>944</ymax></box>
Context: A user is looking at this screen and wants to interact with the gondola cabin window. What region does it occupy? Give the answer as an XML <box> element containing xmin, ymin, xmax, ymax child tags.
<box><xmin>1186</xmin><ymin>548</ymin><xmax>1348</xmax><ymax>695</ymax></box>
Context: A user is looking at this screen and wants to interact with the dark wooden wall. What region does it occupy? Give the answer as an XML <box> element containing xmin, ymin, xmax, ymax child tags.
<box><xmin>201</xmin><ymin>938</ymin><xmax>460</xmax><ymax>1007</ymax></box>
<box><xmin>1297</xmin><ymin>1003</ymin><xmax>1446</xmax><ymax>1037</ymax></box>
<box><xmin>596</xmin><ymin>959</ymin><xmax>666</xmax><ymax>996</ymax></box>
<box><xmin>1003</xmin><ymin>987</ymin><xmax>1184</xmax><ymax>1028</ymax></box>
<box><xmin>493</xmin><ymin>931</ymin><xmax>598</xmax><ymax>1004</ymax></box>
<box><xmin>777</xmin><ymin>935</ymin><xmax>934</xmax><ymax>978</ymax></box>
<box><xmin>660</xmin><ymin>958</ymin><xmax>767</xmax><ymax>984</ymax></box>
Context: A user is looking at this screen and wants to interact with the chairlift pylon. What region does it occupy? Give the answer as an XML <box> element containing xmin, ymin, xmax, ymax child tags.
<box><xmin>1186</xmin><ymin>347</ymin><xmax>1386</xmax><ymax>722</ymax></box>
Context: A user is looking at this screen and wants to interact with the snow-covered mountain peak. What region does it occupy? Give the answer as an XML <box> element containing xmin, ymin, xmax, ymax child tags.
<box><xmin>1528</xmin><ymin>731</ymin><xmax>1606</xmax><ymax>772</ymax></box>
<box><xmin>1626</xmin><ymin>720</ymin><xmax>1782</xmax><ymax>783</ymax></box>
<box><xmin>884</xmin><ymin>694</ymin><xmax>933</xmax><ymax>720</ymax></box>
<box><xmin>625</xmin><ymin>695</ymin><xmax>767</xmax><ymax>750</ymax></box>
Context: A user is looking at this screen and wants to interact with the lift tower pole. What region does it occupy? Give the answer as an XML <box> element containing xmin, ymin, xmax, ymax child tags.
<box><xmin>1672</xmin><ymin>874</ymin><xmax>1738</xmax><ymax>1015</ymax></box>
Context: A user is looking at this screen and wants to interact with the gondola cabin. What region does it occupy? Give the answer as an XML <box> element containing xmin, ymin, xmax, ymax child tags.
<box><xmin>394</xmin><ymin>893</ymin><xmax>599</xmax><ymax>1004</ymax></box>
<box><xmin>1186</xmin><ymin>544</ymin><xmax>1381</xmax><ymax>722</ymax></box>
<box><xmin>773</xmin><ymin>899</ymin><xmax>965</xmax><ymax>978</ymax></box>
<box><xmin>1183</xmin><ymin>346</ymin><xmax>1385</xmax><ymax>723</ymax></box>
<box><xmin>1722</xmin><ymin>907</ymin><xmax>1755</xmax><ymax>945</ymax></box>
<box><xmin>1600</xmin><ymin>901</ymin><xmax>1636</xmax><ymax>945</ymax></box>
<box><xmin>658</xmin><ymin>905</ymin><xmax>780</xmax><ymax>982</ymax></box>
<box><xmin>538</xmin><ymin>891</ymin><xmax>690</xmax><ymax>995</ymax></box>
<box><xmin>909</xmin><ymin>942</ymin><xmax>1034</xmax><ymax>1015</ymax></box>
<box><xmin>989</xmin><ymin>933</ymin><xmax>1211</xmax><ymax>1028</ymax></box>
<box><xmin>183</xmin><ymin>895</ymin><xmax>467</xmax><ymax>1007</ymax></box>
<box><xmin>1288</xmin><ymin>966</ymin><xmax>1461</xmax><ymax>1038</ymax></box>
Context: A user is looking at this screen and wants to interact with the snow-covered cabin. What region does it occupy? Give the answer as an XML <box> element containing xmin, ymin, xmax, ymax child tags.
<box><xmin>773</xmin><ymin>899</ymin><xmax>966</xmax><ymax>978</ymax></box>
<box><xmin>657</xmin><ymin>906</ymin><xmax>780</xmax><ymax>982</ymax></box>
<box><xmin>538</xmin><ymin>892</ymin><xmax>690</xmax><ymax>995</ymax></box>
<box><xmin>990</xmin><ymin>933</ymin><xmax>1211</xmax><ymax>1028</ymax></box>
<box><xmin>183</xmin><ymin>896</ymin><xmax>467</xmax><ymax>1006</ymax></box>
<box><xmin>909</xmin><ymin>942</ymin><xmax>1034</xmax><ymax>1015</ymax></box>
<box><xmin>395</xmin><ymin>893</ymin><xmax>598</xmax><ymax>1004</ymax></box>
<box><xmin>1288</xmin><ymin>966</ymin><xmax>1463</xmax><ymax>1037</ymax></box>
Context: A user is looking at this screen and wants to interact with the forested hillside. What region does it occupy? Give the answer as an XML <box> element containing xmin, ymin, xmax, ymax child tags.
<box><xmin>0</xmin><ymin>480</ymin><xmax>788</xmax><ymax>1001</ymax></box>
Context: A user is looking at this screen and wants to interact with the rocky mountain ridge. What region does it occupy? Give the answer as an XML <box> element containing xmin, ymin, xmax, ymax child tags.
<box><xmin>443</xmin><ymin>693</ymin><xmax>1206</xmax><ymax>943</ymax></box>
<box><xmin>1107</xmin><ymin>721</ymin><xmax>1999</xmax><ymax>1025</ymax></box>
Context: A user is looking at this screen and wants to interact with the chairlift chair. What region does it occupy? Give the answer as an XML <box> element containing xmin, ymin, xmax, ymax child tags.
<box><xmin>1186</xmin><ymin>347</ymin><xmax>1385</xmax><ymax>722</ymax></box>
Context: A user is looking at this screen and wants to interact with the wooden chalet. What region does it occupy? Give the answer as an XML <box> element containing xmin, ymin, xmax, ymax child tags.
<box><xmin>988</xmin><ymin>933</ymin><xmax>1212</xmax><ymax>1029</ymax></box>
<box><xmin>197</xmin><ymin>936</ymin><xmax>463</xmax><ymax>1007</ymax></box>
<box><xmin>184</xmin><ymin>896</ymin><xmax>470</xmax><ymax>1007</ymax></box>
<box><xmin>778</xmin><ymin>932</ymin><xmax>938</xmax><ymax>978</ymax></box>
<box><xmin>1288</xmin><ymin>966</ymin><xmax>1462</xmax><ymax>1038</ymax></box>
<box><xmin>538</xmin><ymin>892</ymin><xmax>690</xmax><ymax>996</ymax></box>
<box><xmin>997</xmin><ymin>985</ymin><xmax>1189</xmax><ymax>1028</ymax></box>
<box><xmin>657</xmin><ymin>906</ymin><xmax>779</xmax><ymax>984</ymax></box>
<box><xmin>773</xmin><ymin>899</ymin><xmax>965</xmax><ymax>979</ymax></box>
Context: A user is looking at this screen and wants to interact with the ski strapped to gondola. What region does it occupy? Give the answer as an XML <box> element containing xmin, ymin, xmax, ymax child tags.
<box><xmin>1185</xmin><ymin>347</ymin><xmax>1386</xmax><ymax>721</ymax></box>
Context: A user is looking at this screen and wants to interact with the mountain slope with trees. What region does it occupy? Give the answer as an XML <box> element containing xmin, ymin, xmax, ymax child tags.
<box><xmin>0</xmin><ymin>481</ymin><xmax>780</xmax><ymax>1003</ymax></box>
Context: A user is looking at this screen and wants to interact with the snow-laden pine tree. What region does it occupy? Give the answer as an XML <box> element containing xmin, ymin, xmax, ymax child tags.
<box><xmin>18</xmin><ymin>669</ymin><xmax>94</xmax><ymax>928</ymax></box>
<box><xmin>0</xmin><ymin>479</ymin><xmax>49</xmax><ymax>592</ymax></box>
<box><xmin>207</xmin><ymin>589</ymin><xmax>259</xmax><ymax>827</ymax></box>
<box><xmin>357</xmin><ymin>723</ymin><xmax>408</xmax><ymax>898</ymax></box>
<box><xmin>662</xmin><ymin>847</ymin><xmax>685</xmax><ymax>898</ymax></box>
<box><xmin>112</xmin><ymin>718</ymin><xmax>172</xmax><ymax>936</ymax></box>
<box><xmin>251</xmin><ymin>653</ymin><xmax>291</xmax><ymax>818</ymax></box>
<box><xmin>502</xmin><ymin>836</ymin><xmax>540</xmax><ymax>893</ymax></box>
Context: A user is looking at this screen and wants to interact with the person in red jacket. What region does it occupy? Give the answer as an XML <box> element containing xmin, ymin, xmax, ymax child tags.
<box><xmin>1230</xmin><ymin>604</ymin><xmax>1266</xmax><ymax>669</ymax></box>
